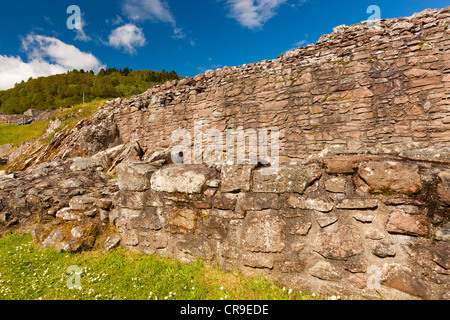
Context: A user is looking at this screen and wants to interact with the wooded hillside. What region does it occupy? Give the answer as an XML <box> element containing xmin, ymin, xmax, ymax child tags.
<box><xmin>0</xmin><ymin>68</ymin><xmax>181</xmax><ymax>114</ymax></box>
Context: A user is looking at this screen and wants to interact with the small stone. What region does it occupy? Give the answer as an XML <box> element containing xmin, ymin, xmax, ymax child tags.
<box><xmin>309</xmin><ymin>261</ymin><xmax>342</xmax><ymax>281</ymax></box>
<box><xmin>85</xmin><ymin>208</ymin><xmax>98</xmax><ymax>218</ymax></box>
<box><xmin>325</xmin><ymin>177</ymin><xmax>346</xmax><ymax>193</ymax></box>
<box><xmin>366</xmin><ymin>229</ymin><xmax>385</xmax><ymax>240</ymax></box>
<box><xmin>344</xmin><ymin>260</ymin><xmax>367</xmax><ymax>273</ymax></box>
<box><xmin>372</xmin><ymin>241</ymin><xmax>396</xmax><ymax>258</ymax></box>
<box><xmin>69</xmin><ymin>196</ymin><xmax>97</xmax><ymax>211</ymax></box>
<box><xmin>353</xmin><ymin>212</ymin><xmax>376</xmax><ymax>223</ymax></box>
<box><xmin>435</xmin><ymin>222</ymin><xmax>450</xmax><ymax>241</ymax></box>
<box><xmin>314</xmin><ymin>211</ymin><xmax>338</xmax><ymax>228</ymax></box>
<box><xmin>70</xmin><ymin>158</ymin><xmax>105</xmax><ymax>171</ymax></box>
<box><xmin>437</xmin><ymin>171</ymin><xmax>450</xmax><ymax>205</ymax></box>
<box><xmin>103</xmin><ymin>234</ymin><xmax>121</xmax><ymax>252</ymax></box>
<box><xmin>166</xmin><ymin>206</ymin><xmax>198</xmax><ymax>234</ymax></box>
<box><xmin>289</xmin><ymin>222</ymin><xmax>312</xmax><ymax>236</ymax></box>
<box><xmin>56</xmin><ymin>208</ymin><xmax>78</xmax><ymax>221</ymax></box>
<box><xmin>324</xmin><ymin>157</ymin><xmax>361</xmax><ymax>174</ymax></box>
<box><xmin>206</xmin><ymin>179</ymin><xmax>221</xmax><ymax>188</ymax></box>
<box><xmin>242</xmin><ymin>253</ymin><xmax>274</xmax><ymax>269</ymax></box>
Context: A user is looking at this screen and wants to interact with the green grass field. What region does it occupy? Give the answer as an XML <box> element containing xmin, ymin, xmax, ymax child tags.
<box><xmin>0</xmin><ymin>99</ymin><xmax>107</xmax><ymax>147</ymax></box>
<box><xmin>0</xmin><ymin>121</ymin><xmax>48</xmax><ymax>146</ymax></box>
<box><xmin>0</xmin><ymin>233</ymin><xmax>322</xmax><ymax>301</ymax></box>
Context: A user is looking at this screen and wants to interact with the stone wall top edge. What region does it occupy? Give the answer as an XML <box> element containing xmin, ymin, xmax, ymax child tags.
<box><xmin>97</xmin><ymin>6</ymin><xmax>449</xmax><ymax>111</ymax></box>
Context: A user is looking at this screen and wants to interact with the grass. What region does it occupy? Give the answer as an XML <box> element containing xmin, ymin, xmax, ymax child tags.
<box><xmin>0</xmin><ymin>233</ymin><xmax>322</xmax><ymax>301</ymax></box>
<box><xmin>0</xmin><ymin>121</ymin><xmax>48</xmax><ymax>146</ymax></box>
<box><xmin>0</xmin><ymin>99</ymin><xmax>107</xmax><ymax>150</ymax></box>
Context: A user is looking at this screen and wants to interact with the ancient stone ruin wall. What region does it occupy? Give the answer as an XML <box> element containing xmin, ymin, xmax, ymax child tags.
<box><xmin>112</xmin><ymin>156</ymin><xmax>449</xmax><ymax>300</ymax></box>
<box><xmin>104</xmin><ymin>7</ymin><xmax>449</xmax><ymax>163</ymax></box>
<box><xmin>2</xmin><ymin>8</ymin><xmax>448</xmax><ymax>301</ymax></box>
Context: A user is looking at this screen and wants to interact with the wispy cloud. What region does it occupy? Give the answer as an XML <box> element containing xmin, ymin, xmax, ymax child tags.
<box><xmin>122</xmin><ymin>0</ymin><xmax>176</xmax><ymax>24</ymax></box>
<box><xmin>106</xmin><ymin>15</ymin><xmax>125</xmax><ymax>26</ymax></box>
<box><xmin>225</xmin><ymin>0</ymin><xmax>288</xmax><ymax>29</ymax></box>
<box><xmin>108</xmin><ymin>24</ymin><xmax>147</xmax><ymax>55</ymax></box>
<box><xmin>0</xmin><ymin>35</ymin><xmax>104</xmax><ymax>90</ymax></box>
<box><xmin>121</xmin><ymin>0</ymin><xmax>190</xmax><ymax>40</ymax></box>
<box><xmin>74</xmin><ymin>14</ymin><xmax>92</xmax><ymax>42</ymax></box>
<box><xmin>293</xmin><ymin>39</ymin><xmax>308</xmax><ymax>47</ymax></box>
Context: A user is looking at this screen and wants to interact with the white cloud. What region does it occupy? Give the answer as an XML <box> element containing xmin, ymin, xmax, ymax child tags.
<box><xmin>225</xmin><ymin>0</ymin><xmax>288</xmax><ymax>29</ymax></box>
<box><xmin>22</xmin><ymin>35</ymin><xmax>103</xmax><ymax>71</ymax></box>
<box><xmin>108</xmin><ymin>24</ymin><xmax>147</xmax><ymax>54</ymax></box>
<box><xmin>0</xmin><ymin>35</ymin><xmax>104</xmax><ymax>91</ymax></box>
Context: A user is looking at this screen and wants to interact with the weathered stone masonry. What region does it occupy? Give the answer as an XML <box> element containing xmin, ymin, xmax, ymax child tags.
<box><xmin>114</xmin><ymin>7</ymin><xmax>449</xmax><ymax>163</ymax></box>
<box><xmin>111</xmin><ymin>155</ymin><xmax>449</xmax><ymax>300</ymax></box>
<box><xmin>0</xmin><ymin>7</ymin><xmax>449</xmax><ymax>300</ymax></box>
<box><xmin>27</xmin><ymin>7</ymin><xmax>449</xmax><ymax>166</ymax></box>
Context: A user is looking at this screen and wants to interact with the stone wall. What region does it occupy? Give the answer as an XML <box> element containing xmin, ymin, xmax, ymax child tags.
<box><xmin>111</xmin><ymin>155</ymin><xmax>449</xmax><ymax>300</ymax></box>
<box><xmin>0</xmin><ymin>110</ymin><xmax>57</xmax><ymax>126</ymax></box>
<box><xmin>101</xmin><ymin>7</ymin><xmax>450</xmax><ymax>164</ymax></box>
<box><xmin>25</xmin><ymin>7</ymin><xmax>449</xmax><ymax>168</ymax></box>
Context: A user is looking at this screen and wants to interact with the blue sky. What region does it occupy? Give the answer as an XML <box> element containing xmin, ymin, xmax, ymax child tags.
<box><xmin>0</xmin><ymin>0</ymin><xmax>448</xmax><ymax>90</ymax></box>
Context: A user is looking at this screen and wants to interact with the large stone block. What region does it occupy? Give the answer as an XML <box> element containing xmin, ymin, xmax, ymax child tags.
<box><xmin>242</xmin><ymin>210</ymin><xmax>286</xmax><ymax>253</ymax></box>
<box><xmin>252</xmin><ymin>164</ymin><xmax>322</xmax><ymax>193</ymax></box>
<box><xmin>242</xmin><ymin>253</ymin><xmax>274</xmax><ymax>269</ymax></box>
<box><xmin>287</xmin><ymin>197</ymin><xmax>334</xmax><ymax>212</ymax></box>
<box><xmin>116</xmin><ymin>162</ymin><xmax>158</xmax><ymax>192</ymax></box>
<box><xmin>129</xmin><ymin>207</ymin><xmax>163</xmax><ymax>231</ymax></box>
<box><xmin>166</xmin><ymin>206</ymin><xmax>198</xmax><ymax>234</ymax></box>
<box><xmin>313</xmin><ymin>225</ymin><xmax>364</xmax><ymax>260</ymax></box>
<box><xmin>386</xmin><ymin>208</ymin><xmax>428</xmax><ymax>237</ymax></box>
<box><xmin>358</xmin><ymin>161</ymin><xmax>422</xmax><ymax>194</ymax></box>
<box><xmin>221</xmin><ymin>165</ymin><xmax>254</xmax><ymax>193</ymax></box>
<box><xmin>236</xmin><ymin>193</ymin><xmax>280</xmax><ymax>212</ymax></box>
<box><xmin>151</xmin><ymin>164</ymin><xmax>216</xmax><ymax>194</ymax></box>
<box><xmin>381</xmin><ymin>263</ymin><xmax>430</xmax><ymax>300</ymax></box>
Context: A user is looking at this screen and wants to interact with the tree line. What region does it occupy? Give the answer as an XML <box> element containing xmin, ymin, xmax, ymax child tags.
<box><xmin>0</xmin><ymin>68</ymin><xmax>181</xmax><ymax>114</ymax></box>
